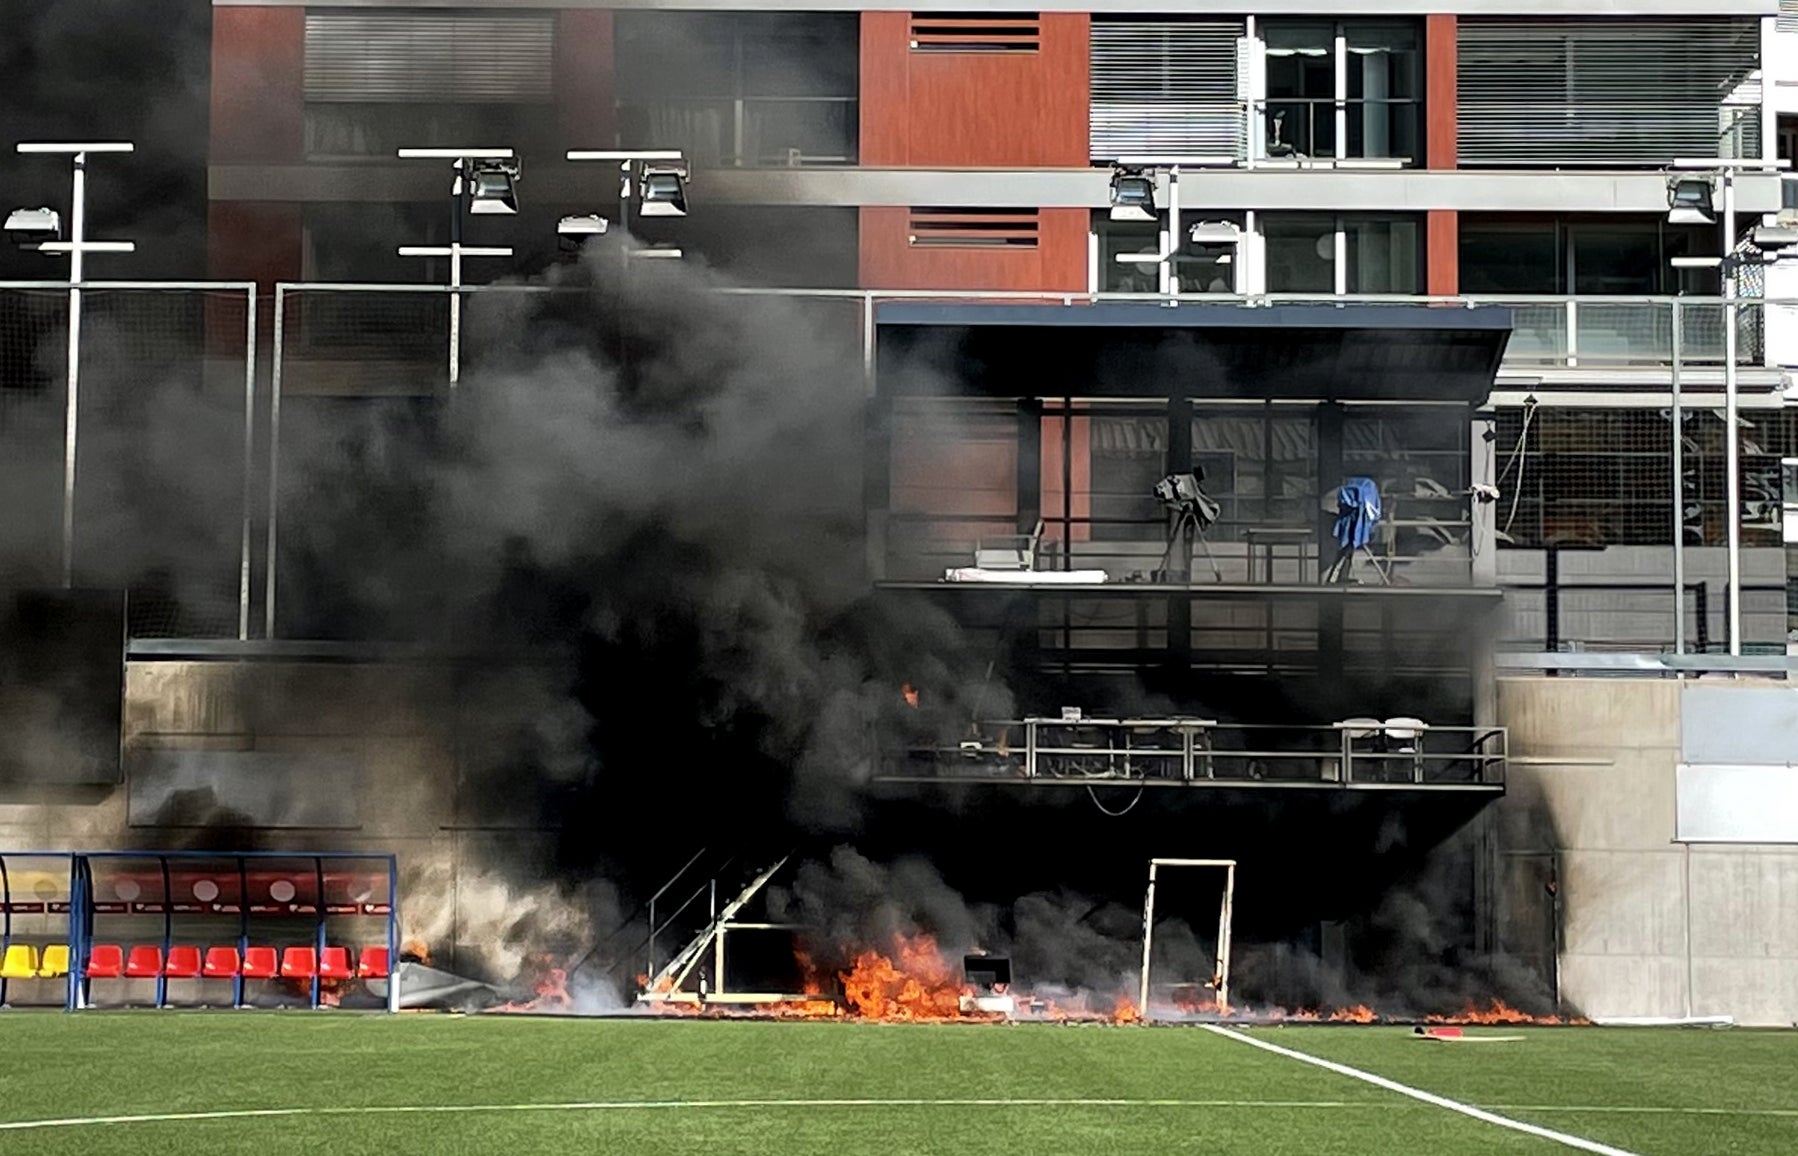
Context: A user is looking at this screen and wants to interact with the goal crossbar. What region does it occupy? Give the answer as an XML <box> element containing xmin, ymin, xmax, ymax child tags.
<box><xmin>1138</xmin><ymin>857</ymin><xmax>1236</xmax><ymax>1018</ymax></box>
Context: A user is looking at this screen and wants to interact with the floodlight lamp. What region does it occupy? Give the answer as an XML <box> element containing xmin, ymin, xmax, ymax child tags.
<box><xmin>557</xmin><ymin>214</ymin><xmax>609</xmax><ymax>238</ymax></box>
<box><xmin>1667</xmin><ymin>175</ymin><xmax>1715</xmax><ymax>225</ymax></box>
<box><xmin>1752</xmin><ymin>225</ymin><xmax>1798</xmax><ymax>253</ymax></box>
<box><xmin>467</xmin><ymin>160</ymin><xmax>521</xmax><ymax>216</ymax></box>
<box><xmin>638</xmin><ymin>166</ymin><xmax>689</xmax><ymax>218</ymax></box>
<box><xmin>1109</xmin><ymin>168</ymin><xmax>1157</xmax><ymax>222</ymax></box>
<box><xmin>558</xmin><ymin>213</ymin><xmax>608</xmax><ymax>253</ymax></box>
<box><xmin>1187</xmin><ymin>221</ymin><xmax>1240</xmax><ymax>244</ymax></box>
<box><xmin>6</xmin><ymin>207</ymin><xmax>61</xmax><ymax>250</ymax></box>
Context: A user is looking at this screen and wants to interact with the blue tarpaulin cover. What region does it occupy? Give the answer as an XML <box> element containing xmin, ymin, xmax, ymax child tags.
<box><xmin>1333</xmin><ymin>477</ymin><xmax>1382</xmax><ymax>551</ymax></box>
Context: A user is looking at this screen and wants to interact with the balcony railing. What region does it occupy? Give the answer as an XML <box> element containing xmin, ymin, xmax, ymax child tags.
<box><xmin>880</xmin><ymin>717</ymin><xmax>1507</xmax><ymax>788</ymax></box>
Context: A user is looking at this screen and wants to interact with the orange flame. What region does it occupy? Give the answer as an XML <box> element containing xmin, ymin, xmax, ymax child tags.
<box><xmin>1111</xmin><ymin>995</ymin><xmax>1142</xmax><ymax>1024</ymax></box>
<box><xmin>901</xmin><ymin>683</ymin><xmax>920</xmax><ymax>709</ymax></box>
<box><xmin>1426</xmin><ymin>999</ymin><xmax>1585</xmax><ymax>1026</ymax></box>
<box><xmin>838</xmin><ymin>934</ymin><xmax>974</xmax><ymax>1021</ymax></box>
<box><xmin>1327</xmin><ymin>1004</ymin><xmax>1378</xmax><ymax>1023</ymax></box>
<box><xmin>493</xmin><ymin>955</ymin><xmax>572</xmax><ymax>1013</ymax></box>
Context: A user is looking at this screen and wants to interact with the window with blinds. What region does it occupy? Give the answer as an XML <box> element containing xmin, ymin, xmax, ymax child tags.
<box><xmin>908</xmin><ymin>208</ymin><xmax>1040</xmax><ymax>248</ymax></box>
<box><xmin>304</xmin><ymin>12</ymin><xmax>556</xmax><ymax>103</ymax></box>
<box><xmin>1781</xmin><ymin>0</ymin><xmax>1798</xmax><ymax>36</ymax></box>
<box><xmin>1458</xmin><ymin>18</ymin><xmax>1762</xmax><ymax>167</ymax></box>
<box><xmin>1091</xmin><ymin>18</ymin><xmax>1246</xmax><ymax>163</ymax></box>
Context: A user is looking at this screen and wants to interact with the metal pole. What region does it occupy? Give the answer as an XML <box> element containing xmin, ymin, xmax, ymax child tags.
<box><xmin>61</xmin><ymin>151</ymin><xmax>86</xmax><ymax>588</ymax></box>
<box><xmin>1723</xmin><ymin>169</ymin><xmax>1742</xmax><ymax>655</ymax></box>
<box><xmin>1161</xmin><ymin>167</ymin><xmax>1181</xmax><ymax>300</ymax></box>
<box><xmin>1217</xmin><ymin>863</ymin><xmax>1235</xmax><ymax>1013</ymax></box>
<box><xmin>238</xmin><ymin>285</ymin><xmax>256</xmax><ymax>642</ymax></box>
<box><xmin>265</xmin><ymin>285</ymin><xmax>285</xmax><ymax>639</ymax></box>
<box><xmin>1671</xmin><ymin>297</ymin><xmax>1685</xmax><ymax>654</ymax></box>
<box><xmin>449</xmin><ymin>164</ymin><xmax>463</xmax><ymax>389</ymax></box>
<box><xmin>1137</xmin><ymin>860</ymin><xmax>1158</xmax><ymax>1014</ymax></box>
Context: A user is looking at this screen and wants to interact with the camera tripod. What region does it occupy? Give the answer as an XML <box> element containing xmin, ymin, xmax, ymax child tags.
<box><xmin>1155</xmin><ymin>504</ymin><xmax>1224</xmax><ymax>582</ymax></box>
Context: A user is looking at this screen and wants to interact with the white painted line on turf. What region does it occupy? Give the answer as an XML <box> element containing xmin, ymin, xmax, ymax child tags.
<box><xmin>3</xmin><ymin>1095</ymin><xmax>1785</xmax><ymax>1134</ymax></box>
<box><xmin>1199</xmin><ymin>1025</ymin><xmax>1643</xmax><ymax>1156</ymax></box>
<box><xmin>0</xmin><ymin>1099</ymin><xmax>1378</xmax><ymax>1132</ymax></box>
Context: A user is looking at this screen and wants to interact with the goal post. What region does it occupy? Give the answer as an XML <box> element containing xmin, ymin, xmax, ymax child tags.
<box><xmin>1138</xmin><ymin>857</ymin><xmax>1236</xmax><ymax>1019</ymax></box>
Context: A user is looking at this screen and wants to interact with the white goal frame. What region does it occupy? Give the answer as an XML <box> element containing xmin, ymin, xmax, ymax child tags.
<box><xmin>1138</xmin><ymin>857</ymin><xmax>1236</xmax><ymax>1018</ymax></box>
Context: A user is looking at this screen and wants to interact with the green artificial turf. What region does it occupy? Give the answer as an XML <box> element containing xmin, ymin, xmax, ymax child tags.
<box><xmin>0</xmin><ymin>1014</ymin><xmax>1791</xmax><ymax>1155</ymax></box>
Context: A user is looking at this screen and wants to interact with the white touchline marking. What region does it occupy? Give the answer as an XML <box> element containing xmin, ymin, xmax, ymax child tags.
<box><xmin>1200</xmin><ymin>1025</ymin><xmax>1642</xmax><ymax>1156</ymax></box>
<box><xmin>0</xmin><ymin>1095</ymin><xmax>1790</xmax><ymax>1134</ymax></box>
<box><xmin>0</xmin><ymin>1098</ymin><xmax>1386</xmax><ymax>1132</ymax></box>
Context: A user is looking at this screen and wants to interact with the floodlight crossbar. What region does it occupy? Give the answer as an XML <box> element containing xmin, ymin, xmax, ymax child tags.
<box><xmin>567</xmin><ymin>150</ymin><xmax>686</xmax><ymax>162</ymax></box>
<box><xmin>36</xmin><ymin>241</ymin><xmax>135</xmax><ymax>254</ymax></box>
<box><xmin>397</xmin><ymin>245</ymin><xmax>514</xmax><ymax>258</ymax></box>
<box><xmin>1670</xmin><ymin>158</ymin><xmax>1789</xmax><ymax>172</ymax></box>
<box><xmin>1114</xmin><ymin>155</ymin><xmax>1237</xmax><ymax>168</ymax></box>
<box><xmin>633</xmin><ymin>248</ymin><xmax>684</xmax><ymax>259</ymax></box>
<box><xmin>397</xmin><ymin>148</ymin><xmax>514</xmax><ymax>159</ymax></box>
<box><xmin>16</xmin><ymin>142</ymin><xmax>134</xmax><ymax>154</ymax></box>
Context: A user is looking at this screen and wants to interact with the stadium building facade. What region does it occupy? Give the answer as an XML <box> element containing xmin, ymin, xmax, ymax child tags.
<box><xmin>1</xmin><ymin>1</ymin><xmax>1792</xmax><ymax>1020</ymax></box>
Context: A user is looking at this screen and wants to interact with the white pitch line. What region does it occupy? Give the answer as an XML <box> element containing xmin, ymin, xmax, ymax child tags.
<box><xmin>0</xmin><ymin>1098</ymin><xmax>1378</xmax><ymax>1132</ymax></box>
<box><xmin>1</xmin><ymin>1095</ymin><xmax>1787</xmax><ymax>1135</ymax></box>
<box><xmin>1199</xmin><ymin>1024</ymin><xmax>1642</xmax><ymax>1156</ymax></box>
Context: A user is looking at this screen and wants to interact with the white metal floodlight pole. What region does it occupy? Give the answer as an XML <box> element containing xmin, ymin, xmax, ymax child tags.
<box><xmin>397</xmin><ymin>149</ymin><xmax>516</xmax><ymax>388</ymax></box>
<box><xmin>565</xmin><ymin>149</ymin><xmax>686</xmax><ymax>270</ymax></box>
<box><xmin>16</xmin><ymin>142</ymin><xmax>136</xmax><ymax>588</ymax></box>
<box><xmin>1672</xmin><ymin>159</ymin><xmax>1785</xmax><ymax>654</ymax></box>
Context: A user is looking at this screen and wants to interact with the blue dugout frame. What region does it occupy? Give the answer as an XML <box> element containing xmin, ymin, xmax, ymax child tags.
<box><xmin>0</xmin><ymin>851</ymin><xmax>398</xmax><ymax>1012</ymax></box>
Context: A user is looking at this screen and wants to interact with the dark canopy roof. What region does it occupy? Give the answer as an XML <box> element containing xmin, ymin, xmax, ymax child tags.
<box><xmin>874</xmin><ymin>302</ymin><xmax>1512</xmax><ymax>404</ymax></box>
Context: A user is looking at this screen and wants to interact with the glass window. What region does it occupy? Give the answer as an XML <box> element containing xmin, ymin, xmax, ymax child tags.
<box><xmin>1263</xmin><ymin>23</ymin><xmax>1335</xmax><ymax>159</ymax></box>
<box><xmin>1343</xmin><ymin>218</ymin><xmax>1419</xmax><ymax>293</ymax></box>
<box><xmin>1099</xmin><ymin>219</ymin><xmax>1162</xmax><ymax>293</ymax></box>
<box><xmin>1264</xmin><ymin>215</ymin><xmax>1336</xmax><ymax>293</ymax></box>
<box><xmin>1459</xmin><ymin>223</ymin><xmax>1562</xmax><ymax>294</ymax></box>
<box><xmin>1344</xmin><ymin>23</ymin><xmax>1420</xmax><ymax>163</ymax></box>
<box><xmin>1260</xmin><ymin>19</ymin><xmax>1421</xmax><ymax>163</ymax></box>
<box><xmin>616</xmin><ymin>12</ymin><xmax>859</xmax><ymax>166</ymax></box>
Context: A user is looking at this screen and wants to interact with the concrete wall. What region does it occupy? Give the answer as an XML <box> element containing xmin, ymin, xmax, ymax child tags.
<box><xmin>1498</xmin><ymin>676</ymin><xmax>1798</xmax><ymax>1025</ymax></box>
<box><xmin>0</xmin><ymin>659</ymin><xmax>581</xmax><ymax>982</ymax></box>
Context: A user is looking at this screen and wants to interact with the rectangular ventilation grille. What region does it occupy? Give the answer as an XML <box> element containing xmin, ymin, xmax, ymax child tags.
<box><xmin>1458</xmin><ymin>17</ymin><xmax>1761</xmax><ymax>166</ymax></box>
<box><xmin>910</xmin><ymin>13</ymin><xmax>1040</xmax><ymax>54</ymax></box>
<box><xmin>305</xmin><ymin>13</ymin><xmax>555</xmax><ymax>103</ymax></box>
<box><xmin>908</xmin><ymin>208</ymin><xmax>1040</xmax><ymax>248</ymax></box>
<box><xmin>1091</xmin><ymin>18</ymin><xmax>1246</xmax><ymax>162</ymax></box>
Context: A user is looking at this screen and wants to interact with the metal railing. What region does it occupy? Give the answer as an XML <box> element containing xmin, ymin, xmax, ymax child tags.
<box><xmin>0</xmin><ymin>279</ymin><xmax>258</xmax><ymax>640</ymax></box>
<box><xmin>881</xmin><ymin>717</ymin><xmax>1507</xmax><ymax>787</ymax></box>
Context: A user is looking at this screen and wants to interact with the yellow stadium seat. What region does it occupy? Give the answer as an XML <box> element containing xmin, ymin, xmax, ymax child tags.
<box><xmin>0</xmin><ymin>944</ymin><xmax>38</xmax><ymax>980</ymax></box>
<box><xmin>37</xmin><ymin>944</ymin><xmax>69</xmax><ymax>979</ymax></box>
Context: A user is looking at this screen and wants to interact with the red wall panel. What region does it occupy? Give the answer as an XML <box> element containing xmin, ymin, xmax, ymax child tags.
<box><xmin>556</xmin><ymin>11</ymin><xmax>616</xmax><ymax>146</ymax></box>
<box><xmin>208</xmin><ymin>202</ymin><xmax>303</xmax><ymax>286</ymax></box>
<box><xmin>210</xmin><ymin>7</ymin><xmax>305</xmax><ymax>165</ymax></box>
<box><xmin>860</xmin><ymin>12</ymin><xmax>1090</xmax><ymax>167</ymax></box>
<box><xmin>858</xmin><ymin>207</ymin><xmax>1088</xmax><ymax>291</ymax></box>
<box><xmin>1427</xmin><ymin>210</ymin><xmax>1458</xmax><ymax>296</ymax></box>
<box><xmin>1425</xmin><ymin>14</ymin><xmax>1457</xmax><ymax>171</ymax></box>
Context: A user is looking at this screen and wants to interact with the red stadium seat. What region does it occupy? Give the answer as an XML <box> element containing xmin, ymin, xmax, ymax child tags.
<box><xmin>164</xmin><ymin>945</ymin><xmax>202</xmax><ymax>979</ymax></box>
<box><xmin>357</xmin><ymin>946</ymin><xmax>391</xmax><ymax>980</ymax></box>
<box><xmin>280</xmin><ymin>946</ymin><xmax>317</xmax><ymax>979</ymax></box>
<box><xmin>241</xmin><ymin>946</ymin><xmax>278</xmax><ymax>979</ymax></box>
<box><xmin>124</xmin><ymin>945</ymin><xmax>163</xmax><ymax>979</ymax></box>
<box><xmin>202</xmin><ymin>946</ymin><xmax>240</xmax><ymax>979</ymax></box>
<box><xmin>85</xmin><ymin>944</ymin><xmax>124</xmax><ymax>979</ymax></box>
<box><xmin>319</xmin><ymin>946</ymin><xmax>352</xmax><ymax>980</ymax></box>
